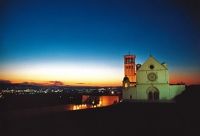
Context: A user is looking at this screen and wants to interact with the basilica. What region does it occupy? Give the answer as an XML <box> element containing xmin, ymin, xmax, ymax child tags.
<box><xmin>122</xmin><ymin>55</ymin><xmax>185</xmax><ymax>101</ymax></box>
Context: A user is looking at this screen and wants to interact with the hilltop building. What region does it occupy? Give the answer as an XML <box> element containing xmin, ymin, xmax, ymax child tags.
<box><xmin>122</xmin><ymin>55</ymin><xmax>185</xmax><ymax>101</ymax></box>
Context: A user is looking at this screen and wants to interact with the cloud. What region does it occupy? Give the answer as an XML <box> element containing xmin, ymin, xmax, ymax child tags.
<box><xmin>48</xmin><ymin>81</ymin><xmax>64</xmax><ymax>86</ymax></box>
<box><xmin>76</xmin><ymin>83</ymin><xmax>85</xmax><ymax>84</ymax></box>
<box><xmin>20</xmin><ymin>82</ymin><xmax>43</xmax><ymax>86</ymax></box>
<box><xmin>0</xmin><ymin>80</ymin><xmax>11</xmax><ymax>84</ymax></box>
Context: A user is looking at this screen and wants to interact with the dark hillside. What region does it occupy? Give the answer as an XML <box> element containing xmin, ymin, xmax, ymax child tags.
<box><xmin>1</xmin><ymin>85</ymin><xmax>200</xmax><ymax>136</ymax></box>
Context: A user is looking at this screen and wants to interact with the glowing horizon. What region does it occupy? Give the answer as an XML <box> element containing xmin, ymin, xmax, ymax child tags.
<box><xmin>0</xmin><ymin>62</ymin><xmax>123</xmax><ymax>86</ymax></box>
<box><xmin>0</xmin><ymin>61</ymin><xmax>199</xmax><ymax>86</ymax></box>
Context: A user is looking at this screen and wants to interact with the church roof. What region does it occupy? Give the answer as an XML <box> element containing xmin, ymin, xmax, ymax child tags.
<box><xmin>137</xmin><ymin>55</ymin><xmax>168</xmax><ymax>71</ymax></box>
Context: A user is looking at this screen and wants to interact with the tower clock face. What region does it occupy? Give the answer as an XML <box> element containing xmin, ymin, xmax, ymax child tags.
<box><xmin>147</xmin><ymin>73</ymin><xmax>157</xmax><ymax>81</ymax></box>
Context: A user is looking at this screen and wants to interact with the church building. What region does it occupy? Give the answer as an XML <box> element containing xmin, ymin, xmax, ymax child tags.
<box><xmin>122</xmin><ymin>55</ymin><xmax>185</xmax><ymax>101</ymax></box>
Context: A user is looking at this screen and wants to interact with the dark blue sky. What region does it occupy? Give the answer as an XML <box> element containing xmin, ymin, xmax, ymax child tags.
<box><xmin>1</xmin><ymin>0</ymin><xmax>200</xmax><ymax>84</ymax></box>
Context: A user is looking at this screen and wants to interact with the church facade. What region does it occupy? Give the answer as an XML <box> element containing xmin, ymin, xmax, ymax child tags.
<box><xmin>122</xmin><ymin>55</ymin><xmax>185</xmax><ymax>101</ymax></box>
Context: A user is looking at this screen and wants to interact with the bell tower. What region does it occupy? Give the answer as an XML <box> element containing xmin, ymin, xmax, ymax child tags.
<box><xmin>124</xmin><ymin>55</ymin><xmax>136</xmax><ymax>85</ymax></box>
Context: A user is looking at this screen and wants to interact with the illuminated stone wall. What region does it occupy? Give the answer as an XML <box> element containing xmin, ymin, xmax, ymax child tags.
<box><xmin>169</xmin><ymin>85</ymin><xmax>185</xmax><ymax>99</ymax></box>
<box><xmin>136</xmin><ymin>56</ymin><xmax>169</xmax><ymax>84</ymax></box>
<box><xmin>122</xmin><ymin>87</ymin><xmax>137</xmax><ymax>100</ymax></box>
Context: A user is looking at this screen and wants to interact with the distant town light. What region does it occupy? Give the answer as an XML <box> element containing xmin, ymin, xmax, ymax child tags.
<box><xmin>99</xmin><ymin>100</ymin><xmax>102</xmax><ymax>105</ymax></box>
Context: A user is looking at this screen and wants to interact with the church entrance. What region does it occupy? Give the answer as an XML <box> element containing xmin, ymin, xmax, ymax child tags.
<box><xmin>147</xmin><ymin>87</ymin><xmax>159</xmax><ymax>101</ymax></box>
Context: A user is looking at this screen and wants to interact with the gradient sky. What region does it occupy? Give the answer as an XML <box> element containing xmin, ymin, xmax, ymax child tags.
<box><xmin>0</xmin><ymin>0</ymin><xmax>200</xmax><ymax>86</ymax></box>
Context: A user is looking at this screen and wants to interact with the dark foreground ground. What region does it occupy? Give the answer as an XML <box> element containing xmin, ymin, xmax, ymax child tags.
<box><xmin>1</xmin><ymin>85</ymin><xmax>200</xmax><ymax>136</ymax></box>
